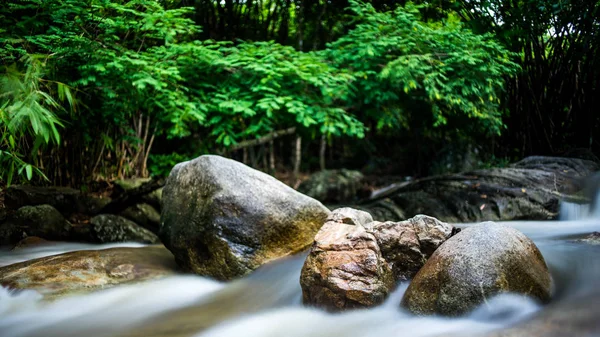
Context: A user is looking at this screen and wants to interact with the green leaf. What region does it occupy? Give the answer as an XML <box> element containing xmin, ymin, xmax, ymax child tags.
<box><xmin>25</xmin><ymin>164</ymin><xmax>33</xmax><ymax>180</ymax></box>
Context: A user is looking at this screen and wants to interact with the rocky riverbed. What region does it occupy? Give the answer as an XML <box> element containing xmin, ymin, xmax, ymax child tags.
<box><xmin>0</xmin><ymin>154</ymin><xmax>599</xmax><ymax>337</ymax></box>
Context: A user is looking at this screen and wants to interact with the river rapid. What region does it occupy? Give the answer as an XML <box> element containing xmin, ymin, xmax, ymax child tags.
<box><xmin>0</xmin><ymin>202</ymin><xmax>599</xmax><ymax>337</ymax></box>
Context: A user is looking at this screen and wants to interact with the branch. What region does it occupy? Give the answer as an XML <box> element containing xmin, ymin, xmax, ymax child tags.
<box><xmin>100</xmin><ymin>178</ymin><xmax>164</xmax><ymax>214</ymax></box>
<box><xmin>230</xmin><ymin>127</ymin><xmax>296</xmax><ymax>151</ymax></box>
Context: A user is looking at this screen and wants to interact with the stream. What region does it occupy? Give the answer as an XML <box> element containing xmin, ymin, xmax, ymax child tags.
<box><xmin>0</xmin><ymin>201</ymin><xmax>599</xmax><ymax>337</ymax></box>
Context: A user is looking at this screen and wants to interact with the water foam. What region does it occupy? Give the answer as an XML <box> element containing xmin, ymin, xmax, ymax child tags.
<box><xmin>0</xmin><ymin>276</ymin><xmax>223</xmax><ymax>337</ymax></box>
<box><xmin>1</xmin><ymin>191</ymin><xmax>599</xmax><ymax>337</ymax></box>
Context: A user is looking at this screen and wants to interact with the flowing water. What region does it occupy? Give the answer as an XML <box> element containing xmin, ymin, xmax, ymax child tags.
<box><xmin>1</xmin><ymin>201</ymin><xmax>599</xmax><ymax>337</ymax></box>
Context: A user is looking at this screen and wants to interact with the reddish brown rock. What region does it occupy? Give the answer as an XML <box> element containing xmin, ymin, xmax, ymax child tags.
<box><xmin>300</xmin><ymin>208</ymin><xmax>394</xmax><ymax>311</ymax></box>
<box><xmin>301</xmin><ymin>209</ymin><xmax>455</xmax><ymax>311</ymax></box>
<box><xmin>365</xmin><ymin>215</ymin><xmax>454</xmax><ymax>281</ymax></box>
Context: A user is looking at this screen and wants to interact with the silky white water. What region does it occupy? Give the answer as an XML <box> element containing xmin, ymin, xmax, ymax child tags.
<box><xmin>0</xmin><ymin>199</ymin><xmax>599</xmax><ymax>337</ymax></box>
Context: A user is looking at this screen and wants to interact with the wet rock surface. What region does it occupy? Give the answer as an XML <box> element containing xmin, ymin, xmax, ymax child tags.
<box><xmin>120</xmin><ymin>203</ymin><xmax>161</xmax><ymax>233</ymax></box>
<box><xmin>365</xmin><ymin>215</ymin><xmax>454</xmax><ymax>281</ymax></box>
<box><xmin>0</xmin><ymin>245</ymin><xmax>177</xmax><ymax>300</ymax></box>
<box><xmin>301</xmin><ymin>209</ymin><xmax>454</xmax><ymax>310</ymax></box>
<box><xmin>5</xmin><ymin>186</ymin><xmax>84</xmax><ymax>215</ymax></box>
<box><xmin>114</xmin><ymin>178</ymin><xmax>153</xmax><ymax>192</ymax></box>
<box><xmin>159</xmin><ymin>155</ymin><xmax>330</xmax><ymax>281</ymax></box>
<box><xmin>360</xmin><ymin>156</ymin><xmax>598</xmax><ymax>222</ymax></box>
<box><xmin>142</xmin><ymin>187</ymin><xmax>163</xmax><ymax>210</ymax></box>
<box><xmin>300</xmin><ymin>208</ymin><xmax>393</xmax><ymax>310</ymax></box>
<box><xmin>573</xmin><ymin>231</ymin><xmax>600</xmax><ymax>245</ymax></box>
<box><xmin>91</xmin><ymin>214</ymin><xmax>160</xmax><ymax>244</ymax></box>
<box><xmin>0</xmin><ymin>204</ymin><xmax>77</xmax><ymax>245</ymax></box>
<box><xmin>298</xmin><ymin>169</ymin><xmax>369</xmax><ymax>203</ymax></box>
<box><xmin>401</xmin><ymin>222</ymin><xmax>552</xmax><ymax>316</ymax></box>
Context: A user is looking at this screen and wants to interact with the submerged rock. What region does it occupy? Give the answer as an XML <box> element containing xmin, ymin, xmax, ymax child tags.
<box><xmin>573</xmin><ymin>232</ymin><xmax>600</xmax><ymax>245</ymax></box>
<box><xmin>159</xmin><ymin>155</ymin><xmax>330</xmax><ymax>281</ymax></box>
<box><xmin>365</xmin><ymin>215</ymin><xmax>454</xmax><ymax>281</ymax></box>
<box><xmin>298</xmin><ymin>169</ymin><xmax>369</xmax><ymax>203</ymax></box>
<box><xmin>91</xmin><ymin>214</ymin><xmax>160</xmax><ymax>244</ymax></box>
<box><xmin>361</xmin><ymin>156</ymin><xmax>598</xmax><ymax>222</ymax></box>
<box><xmin>300</xmin><ymin>208</ymin><xmax>394</xmax><ymax>310</ymax></box>
<box><xmin>479</xmin><ymin>292</ymin><xmax>600</xmax><ymax>337</ymax></box>
<box><xmin>401</xmin><ymin>222</ymin><xmax>552</xmax><ymax>316</ymax></box>
<box><xmin>0</xmin><ymin>246</ymin><xmax>177</xmax><ymax>300</ymax></box>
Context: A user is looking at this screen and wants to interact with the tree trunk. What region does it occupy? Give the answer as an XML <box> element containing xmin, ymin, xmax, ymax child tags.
<box><xmin>319</xmin><ymin>134</ymin><xmax>326</xmax><ymax>171</ymax></box>
<box><xmin>269</xmin><ymin>139</ymin><xmax>275</xmax><ymax>173</ymax></box>
<box><xmin>293</xmin><ymin>135</ymin><xmax>302</xmax><ymax>185</ymax></box>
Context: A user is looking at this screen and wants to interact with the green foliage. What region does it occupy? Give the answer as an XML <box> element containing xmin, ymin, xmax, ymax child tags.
<box><xmin>0</xmin><ymin>55</ymin><xmax>75</xmax><ymax>185</ymax></box>
<box><xmin>454</xmin><ymin>0</ymin><xmax>600</xmax><ymax>157</ymax></box>
<box><xmin>325</xmin><ymin>1</ymin><xmax>520</xmax><ymax>135</ymax></box>
<box><xmin>189</xmin><ymin>41</ymin><xmax>365</xmax><ymax>146</ymax></box>
<box><xmin>0</xmin><ymin>0</ymin><xmax>525</xmax><ymax>184</ymax></box>
<box><xmin>148</xmin><ymin>153</ymin><xmax>193</xmax><ymax>178</ymax></box>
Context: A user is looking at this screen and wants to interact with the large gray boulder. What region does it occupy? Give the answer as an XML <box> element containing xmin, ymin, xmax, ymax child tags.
<box><xmin>159</xmin><ymin>155</ymin><xmax>330</xmax><ymax>280</ymax></box>
<box><xmin>401</xmin><ymin>222</ymin><xmax>552</xmax><ymax>316</ymax></box>
<box><xmin>300</xmin><ymin>208</ymin><xmax>394</xmax><ymax>311</ymax></box>
<box><xmin>361</xmin><ymin>156</ymin><xmax>598</xmax><ymax>222</ymax></box>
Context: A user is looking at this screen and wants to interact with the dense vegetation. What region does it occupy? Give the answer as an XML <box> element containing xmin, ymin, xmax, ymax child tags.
<box><xmin>0</xmin><ymin>0</ymin><xmax>598</xmax><ymax>187</ymax></box>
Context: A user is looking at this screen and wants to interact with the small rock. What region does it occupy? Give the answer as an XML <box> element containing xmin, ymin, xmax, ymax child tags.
<box><xmin>80</xmin><ymin>195</ymin><xmax>112</xmax><ymax>215</ymax></box>
<box><xmin>12</xmin><ymin>236</ymin><xmax>50</xmax><ymax>250</ymax></box>
<box><xmin>298</xmin><ymin>169</ymin><xmax>369</xmax><ymax>203</ymax></box>
<box><xmin>574</xmin><ymin>232</ymin><xmax>600</xmax><ymax>245</ymax></box>
<box><xmin>114</xmin><ymin>178</ymin><xmax>153</xmax><ymax>192</ymax></box>
<box><xmin>0</xmin><ymin>205</ymin><xmax>76</xmax><ymax>244</ymax></box>
<box><xmin>365</xmin><ymin>215</ymin><xmax>453</xmax><ymax>281</ymax></box>
<box><xmin>142</xmin><ymin>187</ymin><xmax>163</xmax><ymax>210</ymax></box>
<box><xmin>300</xmin><ymin>208</ymin><xmax>394</xmax><ymax>311</ymax></box>
<box><xmin>91</xmin><ymin>214</ymin><xmax>160</xmax><ymax>244</ymax></box>
<box><xmin>401</xmin><ymin>222</ymin><xmax>552</xmax><ymax>316</ymax></box>
<box><xmin>120</xmin><ymin>203</ymin><xmax>161</xmax><ymax>233</ymax></box>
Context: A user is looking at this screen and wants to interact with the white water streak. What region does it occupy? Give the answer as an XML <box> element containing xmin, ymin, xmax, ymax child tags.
<box><xmin>0</xmin><ymin>197</ymin><xmax>599</xmax><ymax>337</ymax></box>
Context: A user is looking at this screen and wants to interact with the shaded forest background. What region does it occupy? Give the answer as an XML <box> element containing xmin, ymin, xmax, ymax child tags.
<box><xmin>1</xmin><ymin>0</ymin><xmax>599</xmax><ymax>187</ymax></box>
